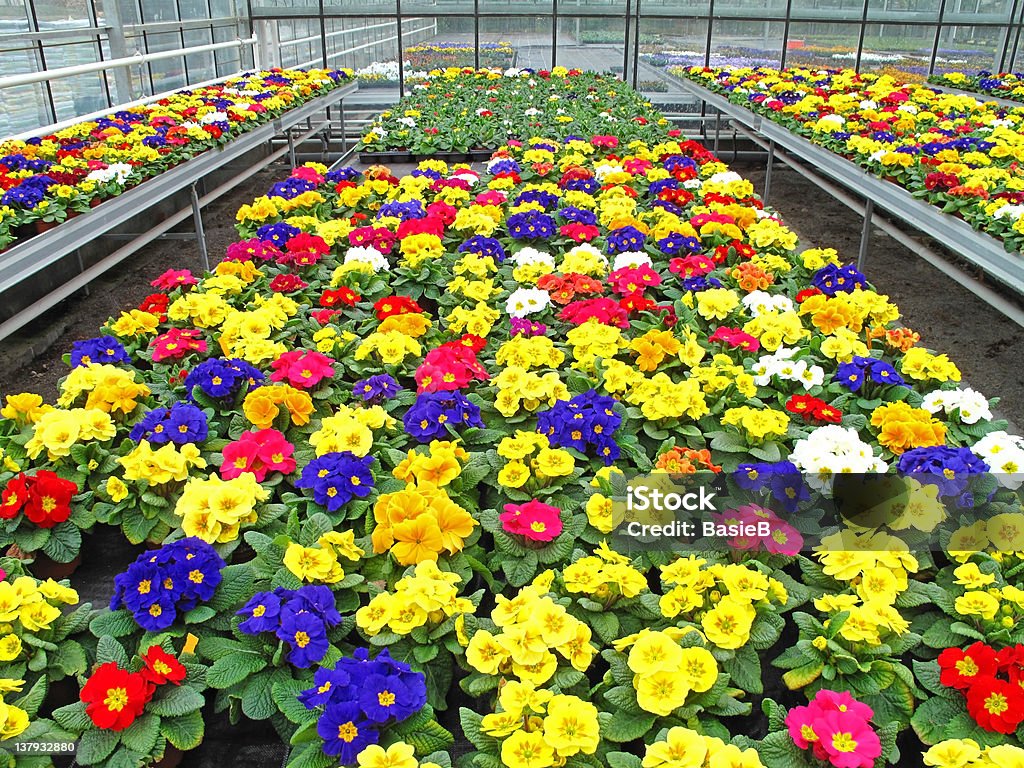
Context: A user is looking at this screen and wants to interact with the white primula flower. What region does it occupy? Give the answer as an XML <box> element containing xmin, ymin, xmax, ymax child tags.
<box><xmin>743</xmin><ymin>291</ymin><xmax>794</xmax><ymax>317</ymax></box>
<box><xmin>86</xmin><ymin>162</ymin><xmax>133</xmax><ymax>184</ymax></box>
<box><xmin>707</xmin><ymin>171</ymin><xmax>743</xmax><ymax>185</ymax></box>
<box><xmin>343</xmin><ymin>246</ymin><xmax>389</xmax><ymax>272</ymax></box>
<box><xmin>611</xmin><ymin>251</ymin><xmax>652</xmax><ymax>271</ymax></box>
<box><xmin>510</xmin><ymin>247</ymin><xmax>555</xmax><ymax>268</ymax></box>
<box><xmin>505</xmin><ymin>288</ymin><xmax>550</xmax><ymax>318</ymax></box>
<box><xmin>922</xmin><ymin>387</ymin><xmax>992</xmax><ymax>424</ymax></box>
<box><xmin>200</xmin><ymin>111</ymin><xmax>229</xmax><ymax>124</ymax></box>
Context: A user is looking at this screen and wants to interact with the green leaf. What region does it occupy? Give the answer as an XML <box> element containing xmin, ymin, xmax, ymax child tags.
<box><xmin>41</xmin><ymin>521</ymin><xmax>81</xmax><ymax>563</ymax></box>
<box><xmin>400</xmin><ymin>719</ymin><xmax>455</xmax><ymax>755</ymax></box>
<box><xmin>184</xmin><ymin>606</ymin><xmax>216</xmax><ymax>624</ymax></box>
<box><xmin>274</xmin><ymin>679</ymin><xmax>317</xmax><ymax>725</ymax></box>
<box><xmin>89</xmin><ymin>609</ymin><xmax>138</xmax><ymax>639</ymax></box>
<box><xmin>599</xmin><ymin>709</ymin><xmax>656</xmax><ymax>742</ymax></box>
<box><xmin>725</xmin><ymin>645</ymin><xmax>763</xmax><ymax>694</ymax></box>
<box><xmin>501</xmin><ymin>550</ymin><xmax>538</xmax><ymax>587</ymax></box>
<box><xmin>160</xmin><ymin>709</ymin><xmax>205</xmax><ymax>751</ymax></box>
<box><xmin>242</xmin><ymin>666</ymin><xmax>291</xmax><ymax>720</ymax></box>
<box><xmin>207</xmin><ymin>563</ymin><xmax>255</xmax><ymax>612</ymax></box>
<box><xmin>206</xmin><ymin>653</ymin><xmax>268</xmax><ymax>689</ymax></box>
<box><xmin>120</xmin><ymin>712</ymin><xmax>159</xmax><ymax>755</ymax></box>
<box><xmin>76</xmin><ymin>728</ymin><xmax>120</xmax><ymax>765</ymax></box>
<box><xmin>52</xmin><ymin>640</ymin><xmax>88</xmax><ymax>678</ymax></box>
<box><xmin>912</xmin><ymin>695</ymin><xmax>965</xmax><ymax>745</ymax></box>
<box><xmin>285</xmin><ymin>741</ymin><xmax>337</xmax><ymax>768</ymax></box>
<box><xmin>53</xmin><ymin>700</ymin><xmax>92</xmax><ymax>733</ymax></box>
<box><xmin>602</xmin><ymin>685</ymin><xmax>643</xmax><ymax>715</ymax></box>
<box><xmin>913</xmin><ymin>660</ymin><xmax>946</xmax><ymax>696</ymax></box>
<box><xmin>757</xmin><ymin>730</ymin><xmax>812</xmax><ymax>768</ymax></box>
<box><xmin>96</xmin><ymin>635</ymin><xmax>129</xmax><ymax>668</ymax></box>
<box><xmin>606</xmin><ymin>753</ymin><xmax>643</xmax><ymax>768</ymax></box>
<box><xmin>147</xmin><ymin>685</ymin><xmax>206</xmax><ymax>717</ymax></box>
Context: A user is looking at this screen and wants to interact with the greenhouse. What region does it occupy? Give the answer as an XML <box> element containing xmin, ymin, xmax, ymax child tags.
<box><xmin>3</xmin><ymin>0</ymin><xmax>1024</xmax><ymax>766</ymax></box>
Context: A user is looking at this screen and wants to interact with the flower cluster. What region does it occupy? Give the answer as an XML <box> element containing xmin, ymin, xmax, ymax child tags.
<box><xmin>785</xmin><ymin>690</ymin><xmax>882</xmax><ymax>768</ymax></box>
<box><xmin>938</xmin><ymin>641</ymin><xmax>1024</xmax><ymax>733</ymax></box>
<box><xmin>356</xmin><ymin>560</ymin><xmax>474</xmax><ymax>636</ymax></box>
<box><xmin>80</xmin><ymin>645</ymin><xmax>188</xmax><ymax>730</ymax></box>
<box><xmin>238</xmin><ymin>585</ymin><xmax>343</xmax><ymax>667</ymax></box>
<box><xmin>298</xmin><ymin>648</ymin><xmax>427</xmax><ymax>763</ymax></box>
<box><xmin>110</xmin><ymin>538</ymin><xmax>225</xmax><ymax>631</ymax></box>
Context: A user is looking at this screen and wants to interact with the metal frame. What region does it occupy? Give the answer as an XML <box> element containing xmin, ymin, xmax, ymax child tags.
<box><xmin>676</xmin><ymin>77</ymin><xmax>1024</xmax><ymax>328</ymax></box>
<box><xmin>0</xmin><ymin>81</ymin><xmax>358</xmax><ymax>341</ymax></box>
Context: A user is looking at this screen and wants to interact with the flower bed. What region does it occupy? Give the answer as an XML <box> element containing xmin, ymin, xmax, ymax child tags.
<box><xmin>930</xmin><ymin>71</ymin><xmax>1024</xmax><ymax>103</ymax></box>
<box><xmin>360</xmin><ymin>68</ymin><xmax>668</xmax><ymax>157</ymax></box>
<box><xmin>0</xmin><ymin>68</ymin><xmax>353</xmax><ymax>252</ymax></box>
<box><xmin>674</xmin><ymin>65</ymin><xmax>1024</xmax><ymax>253</ymax></box>
<box><xmin>0</xmin><ymin>71</ymin><xmax>1023</xmax><ymax>767</ymax></box>
<box><xmin>404</xmin><ymin>42</ymin><xmax>517</xmax><ymax>71</ymax></box>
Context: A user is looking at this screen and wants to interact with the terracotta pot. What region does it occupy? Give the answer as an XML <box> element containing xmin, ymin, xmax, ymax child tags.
<box><xmin>35</xmin><ymin>220</ymin><xmax>60</xmax><ymax>234</ymax></box>
<box><xmin>30</xmin><ymin>553</ymin><xmax>82</xmax><ymax>581</ymax></box>
<box><xmin>156</xmin><ymin>746</ymin><xmax>186</xmax><ymax>768</ymax></box>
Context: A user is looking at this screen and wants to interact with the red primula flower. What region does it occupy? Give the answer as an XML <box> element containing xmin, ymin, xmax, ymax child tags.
<box><xmin>320</xmin><ymin>287</ymin><xmax>360</xmax><ymax>308</ymax></box>
<box><xmin>81</xmin><ymin>662</ymin><xmax>153</xmax><ymax>731</ymax></box>
<box><xmin>938</xmin><ymin>642</ymin><xmax>1000</xmax><ymax>690</ymax></box>
<box><xmin>373</xmin><ymin>295</ymin><xmax>423</xmax><ymax>320</ymax></box>
<box><xmin>966</xmin><ymin>676</ymin><xmax>1024</xmax><ymax>733</ymax></box>
<box><xmin>23</xmin><ymin>471</ymin><xmax>78</xmax><ymax>528</ymax></box>
<box><xmin>0</xmin><ymin>475</ymin><xmax>29</xmax><ymax>519</ymax></box>
<box><xmin>140</xmin><ymin>646</ymin><xmax>187</xmax><ymax>686</ymax></box>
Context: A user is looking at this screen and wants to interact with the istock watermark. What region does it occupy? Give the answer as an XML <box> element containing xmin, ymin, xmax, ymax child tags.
<box><xmin>598</xmin><ymin>469</ymin><xmax>1024</xmax><ymax>555</ymax></box>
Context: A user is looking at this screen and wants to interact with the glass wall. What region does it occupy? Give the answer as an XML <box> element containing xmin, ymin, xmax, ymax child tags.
<box><xmin>0</xmin><ymin>0</ymin><xmax>251</xmax><ymax>135</ymax></box>
<box><xmin>3</xmin><ymin>0</ymin><xmax>1024</xmax><ymax>137</ymax></box>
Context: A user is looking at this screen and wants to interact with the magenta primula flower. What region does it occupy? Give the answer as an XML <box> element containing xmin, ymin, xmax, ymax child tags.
<box><xmin>269</xmin><ymin>349</ymin><xmax>335</xmax><ymax>389</ymax></box>
<box><xmin>786</xmin><ymin>690</ymin><xmax>880</xmax><ymax>768</ymax></box>
<box><xmin>501</xmin><ymin>500</ymin><xmax>563</xmax><ymax>542</ymax></box>
<box><xmin>220</xmin><ymin>428</ymin><xmax>296</xmax><ymax>482</ymax></box>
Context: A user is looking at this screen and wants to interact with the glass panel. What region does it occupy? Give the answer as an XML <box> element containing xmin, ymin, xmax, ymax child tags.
<box><xmin>214</xmin><ymin>23</ymin><xmax>243</xmax><ymax>73</ymax></box>
<box><xmin>0</xmin><ymin>0</ymin><xmax>30</xmax><ymax>28</ymax></box>
<box><xmin>857</xmin><ymin>23</ymin><xmax>935</xmax><ymax>77</ymax></box>
<box><xmin>179</xmin><ymin>0</ymin><xmax>211</xmax><ymax>20</ymax></box>
<box><xmin>559</xmin><ymin>0</ymin><xmax>629</xmax><ymax>15</ymax></box>
<box><xmin>146</xmin><ymin>30</ymin><xmax>187</xmax><ymax>91</ymax></box>
<box><xmin>931</xmin><ymin>23</ymin><xmax>1003</xmax><ymax>72</ymax></box>
<box><xmin>556</xmin><ymin>16</ymin><xmax>628</xmax><ymax>74</ymax></box>
<box><xmin>96</xmin><ymin>0</ymin><xmax>141</xmax><ymax>28</ymax></box>
<box><xmin>277</xmin><ymin>18</ymin><xmax>322</xmax><ymax>68</ymax></box>
<box><xmin>251</xmin><ymin>0</ymin><xmax>322</xmax><ymax>15</ymax></box>
<box><xmin>480</xmin><ymin>0</ymin><xmax>553</xmax><ymax>15</ymax></box>
<box><xmin>715</xmin><ymin>0</ymin><xmax>789</xmax><ymax>20</ymax></box>
<box><xmin>34</xmin><ymin>0</ymin><xmax>93</xmax><ymax>28</ymax></box>
<box><xmin>0</xmin><ymin>82</ymin><xmax>51</xmax><ymax>135</ymax></box>
<box><xmin>210</xmin><ymin>0</ymin><xmax>238</xmax><ymax>16</ymax></box>
<box><xmin>479</xmin><ymin>17</ymin><xmax>553</xmax><ymax>69</ymax></box>
<box><xmin>789</xmin><ymin>0</ymin><xmax>863</xmax><ymax>21</ymax></box>
<box><xmin>642</xmin><ymin>0</ymin><xmax>712</xmax><ymax>18</ymax></box>
<box><xmin>332</xmin><ymin>17</ymin><xmax>401</xmax><ymax>100</ymax></box>
<box><xmin>637</xmin><ymin>15</ymin><xmax>709</xmax><ymax>72</ymax></box>
<box><xmin>141</xmin><ymin>0</ymin><xmax>179</xmax><ymax>22</ymax></box>
<box><xmin>943</xmin><ymin>0</ymin><xmax>1014</xmax><ymax>24</ymax></box>
<box><xmin>709</xmin><ymin>19</ymin><xmax>785</xmax><ymax>66</ymax></box>
<box><xmin>784</xmin><ymin>21</ymin><xmax>865</xmax><ymax>67</ymax></box>
<box><xmin>401</xmin><ymin>18</ymin><xmax>480</xmax><ymax>74</ymax></box>
<box><xmin>866</xmin><ymin>0</ymin><xmax>942</xmax><ymax>24</ymax></box>
<box><xmin>0</xmin><ymin>41</ymin><xmax>50</xmax><ymax>135</ymax></box>
<box><xmin>184</xmin><ymin>26</ymin><xmax>216</xmax><ymax>81</ymax></box>
<box><xmin>322</xmin><ymin>0</ymin><xmax>397</xmax><ymax>15</ymax></box>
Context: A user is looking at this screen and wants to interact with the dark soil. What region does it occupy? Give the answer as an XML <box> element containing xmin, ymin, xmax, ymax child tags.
<box><xmin>734</xmin><ymin>160</ymin><xmax>1024</xmax><ymax>429</ymax></box>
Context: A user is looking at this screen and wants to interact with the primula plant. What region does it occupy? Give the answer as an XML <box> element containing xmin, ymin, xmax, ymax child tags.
<box><xmin>53</xmin><ymin>638</ymin><xmax>208</xmax><ymax>766</ymax></box>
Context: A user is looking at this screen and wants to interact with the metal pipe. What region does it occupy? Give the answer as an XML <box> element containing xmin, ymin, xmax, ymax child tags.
<box><xmin>0</xmin><ymin>36</ymin><xmax>257</xmax><ymax>90</ymax></box>
<box><xmin>858</xmin><ymin>198</ymin><xmax>873</xmax><ymax>272</ymax></box>
<box><xmin>190</xmin><ymin>184</ymin><xmax>210</xmax><ymax>272</ymax></box>
<box><xmin>764</xmin><ymin>140</ymin><xmax>775</xmax><ymax>203</ymax></box>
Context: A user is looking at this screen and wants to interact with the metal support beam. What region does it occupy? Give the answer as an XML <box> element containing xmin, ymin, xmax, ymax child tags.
<box><xmin>858</xmin><ymin>199</ymin><xmax>873</xmax><ymax>272</ymax></box>
<box><xmin>764</xmin><ymin>140</ymin><xmax>775</xmax><ymax>204</ymax></box>
<box><xmin>190</xmin><ymin>184</ymin><xmax>209</xmax><ymax>272</ymax></box>
<box><xmin>288</xmin><ymin>129</ymin><xmax>297</xmax><ymax>169</ymax></box>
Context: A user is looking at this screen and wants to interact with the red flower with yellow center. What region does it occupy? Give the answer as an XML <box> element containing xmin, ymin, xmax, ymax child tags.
<box><xmin>80</xmin><ymin>662</ymin><xmax>153</xmax><ymax>731</ymax></box>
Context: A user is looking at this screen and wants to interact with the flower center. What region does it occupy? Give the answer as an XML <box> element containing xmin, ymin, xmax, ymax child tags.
<box><xmin>104</xmin><ymin>687</ymin><xmax>129</xmax><ymax>712</ymax></box>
